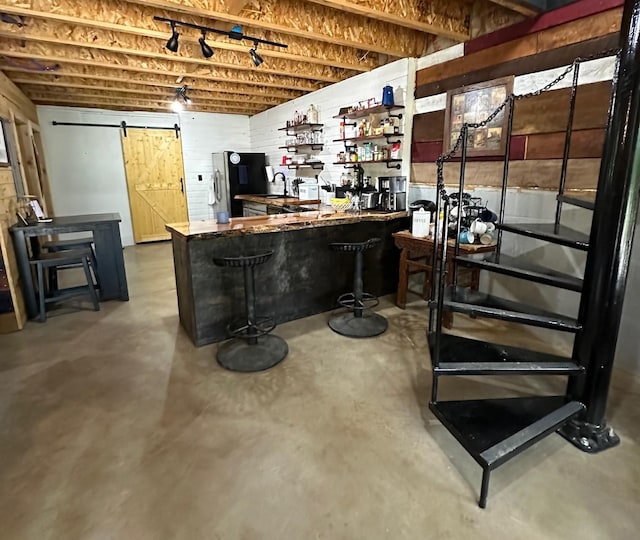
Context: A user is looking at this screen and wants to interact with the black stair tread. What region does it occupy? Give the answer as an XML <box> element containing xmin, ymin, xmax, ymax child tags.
<box><xmin>427</xmin><ymin>333</ymin><xmax>583</xmax><ymax>375</ymax></box>
<box><xmin>455</xmin><ymin>253</ymin><xmax>583</xmax><ymax>292</ymax></box>
<box><xmin>429</xmin><ymin>397</ymin><xmax>585</xmax><ymax>468</ymax></box>
<box><xmin>557</xmin><ymin>194</ymin><xmax>595</xmax><ymax>210</ymax></box>
<box><xmin>497</xmin><ymin>222</ymin><xmax>589</xmax><ymax>251</ymax></box>
<box><xmin>443</xmin><ymin>286</ymin><xmax>581</xmax><ymax>332</ymax></box>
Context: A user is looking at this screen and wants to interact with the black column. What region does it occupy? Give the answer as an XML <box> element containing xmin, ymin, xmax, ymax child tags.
<box><xmin>561</xmin><ymin>0</ymin><xmax>640</xmax><ymax>452</ymax></box>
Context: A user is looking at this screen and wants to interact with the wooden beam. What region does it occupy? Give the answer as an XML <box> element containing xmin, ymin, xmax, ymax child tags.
<box><xmin>122</xmin><ymin>0</ymin><xmax>431</xmax><ymax>57</ymax></box>
<box><xmin>0</xmin><ymin>26</ymin><xmax>350</xmax><ymax>84</ymax></box>
<box><xmin>22</xmin><ymin>87</ymin><xmax>269</xmax><ymax>110</ymax></box>
<box><xmin>31</xmin><ymin>96</ymin><xmax>260</xmax><ymax>115</ymax></box>
<box><xmin>305</xmin><ymin>0</ymin><xmax>470</xmax><ymax>40</ymax></box>
<box><xmin>486</xmin><ymin>1</ymin><xmax>541</xmax><ymax>17</ymax></box>
<box><xmin>0</xmin><ymin>71</ymin><xmax>38</xmax><ymax>123</ymax></box>
<box><xmin>1</xmin><ymin>66</ymin><xmax>304</xmax><ymax>100</ymax></box>
<box><xmin>0</xmin><ymin>3</ymin><xmax>376</xmax><ymax>73</ymax></box>
<box><xmin>14</xmin><ymin>80</ymin><xmax>285</xmax><ymax>106</ymax></box>
<box><xmin>0</xmin><ymin>40</ymin><xmax>323</xmax><ymax>92</ymax></box>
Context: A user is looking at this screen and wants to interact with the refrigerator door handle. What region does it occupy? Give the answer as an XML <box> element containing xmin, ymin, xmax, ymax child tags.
<box><xmin>214</xmin><ymin>169</ymin><xmax>222</xmax><ymax>202</ymax></box>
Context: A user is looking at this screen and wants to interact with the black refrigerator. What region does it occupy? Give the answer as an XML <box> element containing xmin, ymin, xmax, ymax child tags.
<box><xmin>212</xmin><ymin>152</ymin><xmax>268</xmax><ymax>217</ymax></box>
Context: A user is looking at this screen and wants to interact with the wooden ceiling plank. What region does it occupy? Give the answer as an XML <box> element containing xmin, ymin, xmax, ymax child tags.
<box><xmin>1</xmin><ymin>66</ymin><xmax>304</xmax><ymax>100</ymax></box>
<box><xmin>0</xmin><ymin>25</ymin><xmax>352</xmax><ymax>84</ymax></box>
<box><xmin>121</xmin><ymin>0</ymin><xmax>431</xmax><ymax>57</ymax></box>
<box><xmin>0</xmin><ymin>2</ymin><xmax>376</xmax><ymax>72</ymax></box>
<box><xmin>14</xmin><ymin>79</ymin><xmax>285</xmax><ymax>106</ymax></box>
<box><xmin>306</xmin><ymin>0</ymin><xmax>471</xmax><ymax>39</ymax></box>
<box><xmin>0</xmin><ymin>40</ymin><xmax>324</xmax><ymax>91</ymax></box>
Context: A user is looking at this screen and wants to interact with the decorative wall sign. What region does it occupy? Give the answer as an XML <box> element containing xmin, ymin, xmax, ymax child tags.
<box><xmin>443</xmin><ymin>76</ymin><xmax>514</xmax><ymax>157</ymax></box>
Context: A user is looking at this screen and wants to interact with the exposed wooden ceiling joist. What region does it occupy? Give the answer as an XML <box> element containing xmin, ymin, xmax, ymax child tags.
<box><xmin>306</xmin><ymin>0</ymin><xmax>472</xmax><ymax>38</ymax></box>
<box><xmin>0</xmin><ymin>24</ymin><xmax>354</xmax><ymax>84</ymax></box>
<box><xmin>122</xmin><ymin>0</ymin><xmax>438</xmax><ymax>57</ymax></box>
<box><xmin>25</xmin><ymin>89</ymin><xmax>266</xmax><ymax>112</ymax></box>
<box><xmin>0</xmin><ymin>1</ymin><xmax>377</xmax><ymax>72</ymax></box>
<box><xmin>14</xmin><ymin>79</ymin><xmax>285</xmax><ymax>106</ymax></box>
<box><xmin>0</xmin><ymin>65</ymin><xmax>304</xmax><ymax>101</ymax></box>
<box><xmin>32</xmin><ymin>96</ymin><xmax>258</xmax><ymax>115</ymax></box>
<box><xmin>0</xmin><ymin>40</ymin><xmax>324</xmax><ymax>92</ymax></box>
<box><xmin>487</xmin><ymin>1</ymin><xmax>542</xmax><ymax>17</ymax></box>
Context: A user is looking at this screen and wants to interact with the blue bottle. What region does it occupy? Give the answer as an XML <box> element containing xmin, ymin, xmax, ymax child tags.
<box><xmin>382</xmin><ymin>85</ymin><xmax>394</xmax><ymax>107</ymax></box>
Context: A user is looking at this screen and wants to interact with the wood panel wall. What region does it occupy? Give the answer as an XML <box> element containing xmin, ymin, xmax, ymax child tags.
<box><xmin>412</xmin><ymin>5</ymin><xmax>619</xmax><ymax>193</ymax></box>
<box><xmin>0</xmin><ymin>71</ymin><xmax>50</xmax><ymax>332</ymax></box>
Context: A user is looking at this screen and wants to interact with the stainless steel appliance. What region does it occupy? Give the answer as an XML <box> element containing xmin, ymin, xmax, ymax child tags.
<box><xmin>212</xmin><ymin>152</ymin><xmax>268</xmax><ymax>217</ymax></box>
<box><xmin>361</xmin><ymin>192</ymin><xmax>379</xmax><ymax>209</ymax></box>
<box><xmin>378</xmin><ymin>176</ymin><xmax>407</xmax><ymax>211</ymax></box>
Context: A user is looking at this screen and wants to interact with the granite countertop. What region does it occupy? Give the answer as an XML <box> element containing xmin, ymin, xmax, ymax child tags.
<box><xmin>166</xmin><ymin>210</ymin><xmax>408</xmax><ymax>240</ymax></box>
<box><xmin>235</xmin><ymin>194</ymin><xmax>321</xmax><ymax>207</ymax></box>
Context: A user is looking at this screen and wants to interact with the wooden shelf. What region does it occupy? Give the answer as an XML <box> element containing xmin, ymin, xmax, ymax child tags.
<box><xmin>333</xmin><ymin>134</ymin><xmax>403</xmax><ymax>144</ymax></box>
<box><xmin>287</xmin><ymin>161</ymin><xmax>324</xmax><ymax>170</ymax></box>
<box><xmin>333</xmin><ymin>159</ymin><xmax>401</xmax><ymax>170</ymax></box>
<box><xmin>278</xmin><ymin>143</ymin><xmax>324</xmax><ymax>152</ymax></box>
<box><xmin>333</xmin><ymin>105</ymin><xmax>404</xmax><ymax>120</ymax></box>
<box><xmin>278</xmin><ymin>123</ymin><xmax>324</xmax><ymax>133</ymax></box>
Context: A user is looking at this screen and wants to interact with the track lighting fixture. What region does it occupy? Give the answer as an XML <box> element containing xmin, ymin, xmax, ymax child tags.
<box><xmin>155</xmin><ymin>16</ymin><xmax>287</xmax><ymax>67</ymax></box>
<box><xmin>166</xmin><ymin>21</ymin><xmax>179</xmax><ymax>52</ymax></box>
<box><xmin>199</xmin><ymin>31</ymin><xmax>214</xmax><ymax>58</ymax></box>
<box><xmin>249</xmin><ymin>42</ymin><xmax>263</xmax><ymax>67</ymax></box>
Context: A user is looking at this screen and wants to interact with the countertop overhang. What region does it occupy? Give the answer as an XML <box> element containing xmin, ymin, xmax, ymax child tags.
<box><xmin>166</xmin><ymin>210</ymin><xmax>408</xmax><ymax>240</ymax></box>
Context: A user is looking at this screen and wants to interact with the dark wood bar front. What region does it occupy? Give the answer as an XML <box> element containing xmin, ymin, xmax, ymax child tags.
<box><xmin>167</xmin><ymin>211</ymin><xmax>408</xmax><ymax>346</ymax></box>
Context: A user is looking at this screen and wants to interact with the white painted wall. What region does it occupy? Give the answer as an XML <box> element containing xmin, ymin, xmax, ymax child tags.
<box><xmin>249</xmin><ymin>59</ymin><xmax>415</xmax><ymax>195</ymax></box>
<box><xmin>37</xmin><ymin>106</ymin><xmax>250</xmax><ymax>246</ymax></box>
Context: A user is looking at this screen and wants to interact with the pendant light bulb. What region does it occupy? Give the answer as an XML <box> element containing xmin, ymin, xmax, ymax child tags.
<box><xmin>199</xmin><ymin>31</ymin><xmax>214</xmax><ymax>58</ymax></box>
<box><xmin>166</xmin><ymin>22</ymin><xmax>179</xmax><ymax>52</ymax></box>
<box><xmin>249</xmin><ymin>42</ymin><xmax>263</xmax><ymax>67</ymax></box>
<box><xmin>171</xmin><ymin>99</ymin><xmax>184</xmax><ymax>113</ymax></box>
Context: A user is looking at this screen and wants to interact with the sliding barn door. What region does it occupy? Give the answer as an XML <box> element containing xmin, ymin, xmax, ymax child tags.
<box><xmin>121</xmin><ymin>128</ymin><xmax>188</xmax><ymax>243</ymax></box>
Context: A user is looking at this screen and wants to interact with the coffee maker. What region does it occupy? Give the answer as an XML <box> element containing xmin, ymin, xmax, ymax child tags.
<box><xmin>378</xmin><ymin>176</ymin><xmax>407</xmax><ymax>211</ymax></box>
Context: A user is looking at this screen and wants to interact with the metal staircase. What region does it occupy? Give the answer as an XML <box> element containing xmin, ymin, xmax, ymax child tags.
<box><xmin>425</xmin><ymin>1</ymin><xmax>640</xmax><ymax>506</ymax></box>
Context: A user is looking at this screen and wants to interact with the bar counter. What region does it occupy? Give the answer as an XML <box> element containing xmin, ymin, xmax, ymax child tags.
<box><xmin>166</xmin><ymin>210</ymin><xmax>408</xmax><ymax>346</ymax></box>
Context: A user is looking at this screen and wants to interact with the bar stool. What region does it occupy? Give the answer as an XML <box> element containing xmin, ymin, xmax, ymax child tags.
<box><xmin>213</xmin><ymin>251</ymin><xmax>288</xmax><ymax>372</ymax></box>
<box><xmin>43</xmin><ymin>236</ymin><xmax>100</xmax><ymax>291</ymax></box>
<box><xmin>30</xmin><ymin>248</ymin><xmax>100</xmax><ymax>322</ymax></box>
<box><xmin>328</xmin><ymin>237</ymin><xmax>388</xmax><ymax>338</ymax></box>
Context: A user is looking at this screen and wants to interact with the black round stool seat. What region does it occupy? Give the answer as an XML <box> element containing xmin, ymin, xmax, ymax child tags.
<box><xmin>213</xmin><ymin>250</ymin><xmax>287</xmax><ymax>372</ymax></box>
<box><xmin>213</xmin><ymin>251</ymin><xmax>274</xmax><ymax>268</ymax></box>
<box><xmin>328</xmin><ymin>237</ymin><xmax>387</xmax><ymax>338</ymax></box>
<box><xmin>330</xmin><ymin>237</ymin><xmax>381</xmax><ymax>253</ymax></box>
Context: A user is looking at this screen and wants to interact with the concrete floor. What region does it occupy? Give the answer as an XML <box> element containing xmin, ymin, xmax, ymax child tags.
<box><xmin>1</xmin><ymin>242</ymin><xmax>639</xmax><ymax>539</ymax></box>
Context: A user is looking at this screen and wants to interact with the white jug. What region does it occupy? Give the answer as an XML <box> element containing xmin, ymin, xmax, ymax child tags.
<box><xmin>412</xmin><ymin>208</ymin><xmax>431</xmax><ymax>238</ymax></box>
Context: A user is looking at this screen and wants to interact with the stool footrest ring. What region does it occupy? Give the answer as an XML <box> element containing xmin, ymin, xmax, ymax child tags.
<box><xmin>227</xmin><ymin>316</ymin><xmax>276</xmax><ymax>339</ymax></box>
<box><xmin>337</xmin><ymin>292</ymin><xmax>379</xmax><ymax>311</ymax></box>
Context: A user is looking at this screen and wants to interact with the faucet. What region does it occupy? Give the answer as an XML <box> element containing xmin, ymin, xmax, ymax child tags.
<box><xmin>273</xmin><ymin>171</ymin><xmax>287</xmax><ymax>197</ymax></box>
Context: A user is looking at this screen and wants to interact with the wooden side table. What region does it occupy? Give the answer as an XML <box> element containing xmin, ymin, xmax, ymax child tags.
<box><xmin>392</xmin><ymin>230</ymin><xmax>495</xmax><ymax>328</ymax></box>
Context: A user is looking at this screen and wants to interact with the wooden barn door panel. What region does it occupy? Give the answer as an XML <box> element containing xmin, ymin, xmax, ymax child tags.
<box><xmin>121</xmin><ymin>129</ymin><xmax>188</xmax><ymax>243</ymax></box>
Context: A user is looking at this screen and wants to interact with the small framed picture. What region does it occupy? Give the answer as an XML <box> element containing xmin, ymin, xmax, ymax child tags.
<box><xmin>443</xmin><ymin>76</ymin><xmax>514</xmax><ymax>157</ymax></box>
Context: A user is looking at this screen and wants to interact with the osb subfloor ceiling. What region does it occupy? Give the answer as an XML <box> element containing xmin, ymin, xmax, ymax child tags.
<box><xmin>0</xmin><ymin>0</ymin><xmax>537</xmax><ymax>116</ymax></box>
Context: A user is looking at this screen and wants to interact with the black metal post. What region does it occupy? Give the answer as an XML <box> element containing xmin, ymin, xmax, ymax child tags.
<box><xmin>560</xmin><ymin>0</ymin><xmax>640</xmax><ymax>452</ymax></box>
<box><xmin>244</xmin><ymin>266</ymin><xmax>258</xmax><ymax>345</ymax></box>
<box><xmin>354</xmin><ymin>251</ymin><xmax>364</xmax><ymax>318</ymax></box>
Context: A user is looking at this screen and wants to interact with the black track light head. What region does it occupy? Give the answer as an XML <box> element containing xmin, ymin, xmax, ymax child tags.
<box><xmin>166</xmin><ymin>22</ymin><xmax>179</xmax><ymax>52</ymax></box>
<box><xmin>199</xmin><ymin>31</ymin><xmax>214</xmax><ymax>58</ymax></box>
<box><xmin>250</xmin><ymin>42</ymin><xmax>263</xmax><ymax>67</ymax></box>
